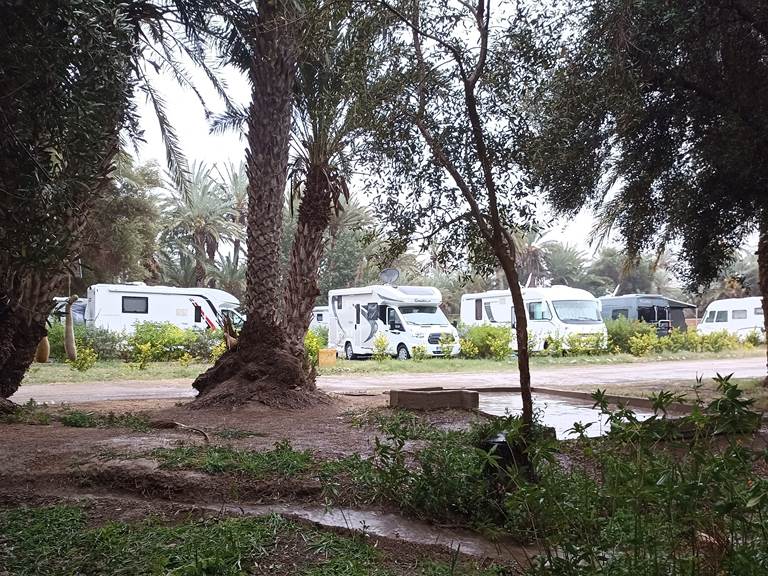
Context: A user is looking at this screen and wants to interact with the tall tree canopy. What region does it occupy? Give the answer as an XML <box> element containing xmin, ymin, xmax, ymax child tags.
<box><xmin>531</xmin><ymin>0</ymin><xmax>768</xmax><ymax>377</ymax></box>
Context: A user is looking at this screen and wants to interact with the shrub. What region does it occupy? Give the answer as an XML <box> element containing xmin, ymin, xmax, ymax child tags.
<box><xmin>48</xmin><ymin>323</ymin><xmax>125</xmax><ymax>361</ymax></box>
<box><xmin>186</xmin><ymin>329</ymin><xmax>223</xmax><ymax>360</ymax></box>
<box><xmin>566</xmin><ymin>333</ymin><xmax>607</xmax><ymax>356</ymax></box>
<box><xmin>464</xmin><ymin>325</ymin><xmax>512</xmax><ymax>359</ymax></box>
<box><xmin>700</xmin><ymin>330</ymin><xmax>740</xmax><ymax>352</ymax></box>
<box><xmin>438</xmin><ymin>333</ymin><xmax>455</xmax><ymax>358</ymax></box>
<box><xmin>542</xmin><ymin>334</ymin><xmax>565</xmax><ymax>356</ymax></box>
<box><xmin>66</xmin><ymin>347</ymin><xmax>98</xmax><ymax>372</ymax></box>
<box><xmin>488</xmin><ymin>332</ymin><xmax>511</xmax><ymax>361</ymax></box>
<box><xmin>411</xmin><ymin>345</ymin><xmax>428</xmax><ymax>361</ymax></box>
<box><xmin>745</xmin><ymin>330</ymin><xmax>763</xmax><ymax>347</ymax></box>
<box><xmin>628</xmin><ymin>331</ymin><xmax>659</xmax><ymax>356</ymax></box>
<box><xmin>605</xmin><ymin>317</ymin><xmax>656</xmax><ymax>353</ymax></box>
<box><xmin>127</xmin><ymin>322</ymin><xmax>196</xmax><ymax>362</ymax></box>
<box><xmin>210</xmin><ymin>340</ymin><xmax>227</xmax><ymax>363</ymax></box>
<box><xmin>177</xmin><ymin>352</ymin><xmax>193</xmax><ymax>367</ymax></box>
<box><xmin>304</xmin><ymin>329</ymin><xmax>321</xmax><ymax>367</ymax></box>
<box><xmin>459</xmin><ymin>338</ymin><xmax>479</xmax><ymax>359</ymax></box>
<box><xmin>130</xmin><ymin>342</ymin><xmax>154</xmax><ymax>370</ymax></box>
<box><xmin>311</xmin><ymin>326</ymin><xmax>329</xmax><ymax>348</ymax></box>
<box><xmin>372</xmin><ymin>332</ymin><xmax>389</xmax><ymax>361</ymax></box>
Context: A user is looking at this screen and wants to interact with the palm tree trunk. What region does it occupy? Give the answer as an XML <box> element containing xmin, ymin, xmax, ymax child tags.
<box><xmin>206</xmin><ymin>237</ymin><xmax>217</xmax><ymax>288</ymax></box>
<box><xmin>232</xmin><ymin>237</ymin><xmax>241</xmax><ymax>270</ymax></box>
<box><xmin>283</xmin><ymin>165</ymin><xmax>332</xmax><ymax>373</ymax></box>
<box><xmin>193</xmin><ymin>230</ymin><xmax>206</xmax><ymax>288</ymax></box>
<box><xmin>758</xmin><ymin>209</ymin><xmax>768</xmax><ymax>386</ymax></box>
<box><xmin>192</xmin><ymin>2</ymin><xmax>313</xmax><ymax>407</ymax></box>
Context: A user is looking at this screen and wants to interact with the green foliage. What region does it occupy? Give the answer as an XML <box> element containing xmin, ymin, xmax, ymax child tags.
<box><xmin>209</xmin><ymin>340</ymin><xmax>227</xmax><ymax>363</ymax></box>
<box><xmin>411</xmin><ymin>345</ymin><xmax>428</xmax><ymax>361</ymax></box>
<box><xmin>463</xmin><ymin>326</ymin><xmax>511</xmax><ymax>360</ymax></box>
<box><xmin>305</xmin><ymin>329</ymin><xmax>321</xmax><ymax>367</ymax></box>
<box><xmin>438</xmin><ymin>333</ymin><xmax>455</xmax><ymax>358</ymax></box>
<box><xmin>47</xmin><ymin>324</ymin><xmax>125</xmax><ymax>362</ymax></box>
<box><xmin>127</xmin><ymin>322</ymin><xmax>196</xmax><ymax>362</ymax></box>
<box><xmin>177</xmin><ymin>352</ymin><xmax>194</xmax><ymax>367</ymax></box>
<box><xmin>745</xmin><ymin>330</ymin><xmax>762</xmax><ymax>347</ymax></box>
<box><xmin>65</xmin><ymin>347</ymin><xmax>98</xmax><ymax>372</ymax></box>
<box><xmin>130</xmin><ymin>342</ymin><xmax>153</xmax><ymax>371</ymax></box>
<box><xmin>58</xmin><ymin>410</ymin><xmax>150</xmax><ymax>431</ymax></box>
<box><xmin>565</xmin><ymin>333</ymin><xmax>607</xmax><ymax>356</ymax></box>
<box><xmin>458</xmin><ymin>338</ymin><xmax>479</xmax><ymax>359</ymax></box>
<box><xmin>541</xmin><ymin>334</ymin><xmax>565</xmax><ymax>356</ymax></box>
<box><xmin>152</xmin><ymin>441</ymin><xmax>312</xmax><ymax>479</ymax></box>
<box><xmin>311</xmin><ymin>326</ymin><xmax>329</xmax><ymax>348</ymax></box>
<box><xmin>627</xmin><ymin>328</ymin><xmax>741</xmax><ymax>356</ymax></box>
<box><xmin>606</xmin><ymin>317</ymin><xmax>656</xmax><ymax>353</ymax></box>
<box><xmin>372</xmin><ymin>332</ymin><xmax>389</xmax><ymax>361</ymax></box>
<box><xmin>0</xmin><ymin>400</ymin><xmax>52</xmax><ymax>425</ymax></box>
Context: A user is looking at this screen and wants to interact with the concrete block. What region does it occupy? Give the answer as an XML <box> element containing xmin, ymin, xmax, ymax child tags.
<box><xmin>389</xmin><ymin>389</ymin><xmax>479</xmax><ymax>411</ymax></box>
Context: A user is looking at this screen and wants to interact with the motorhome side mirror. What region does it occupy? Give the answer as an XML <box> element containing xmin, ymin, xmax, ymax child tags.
<box><xmin>451</xmin><ymin>320</ymin><xmax>458</xmax><ymax>328</ymax></box>
<box><xmin>389</xmin><ymin>322</ymin><xmax>397</xmax><ymax>331</ymax></box>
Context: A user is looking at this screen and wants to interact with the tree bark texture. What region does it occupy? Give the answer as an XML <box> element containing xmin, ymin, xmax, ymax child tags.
<box><xmin>0</xmin><ymin>294</ymin><xmax>49</xmax><ymax>399</ymax></box>
<box><xmin>283</xmin><ymin>165</ymin><xmax>333</xmax><ymax>356</ymax></box>
<box><xmin>758</xmin><ymin>210</ymin><xmax>768</xmax><ymax>385</ymax></box>
<box><xmin>192</xmin><ymin>3</ymin><xmax>319</xmax><ymax>407</ymax></box>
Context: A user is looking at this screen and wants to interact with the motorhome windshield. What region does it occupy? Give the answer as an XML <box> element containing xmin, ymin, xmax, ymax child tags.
<box><xmin>552</xmin><ymin>300</ymin><xmax>602</xmax><ymax>323</ymax></box>
<box><xmin>398</xmin><ymin>305</ymin><xmax>449</xmax><ymax>326</ymax></box>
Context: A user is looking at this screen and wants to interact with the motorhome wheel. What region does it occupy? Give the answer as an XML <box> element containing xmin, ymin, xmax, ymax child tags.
<box><xmin>344</xmin><ymin>342</ymin><xmax>355</xmax><ymax>360</ymax></box>
<box><xmin>397</xmin><ymin>344</ymin><xmax>410</xmax><ymax>360</ymax></box>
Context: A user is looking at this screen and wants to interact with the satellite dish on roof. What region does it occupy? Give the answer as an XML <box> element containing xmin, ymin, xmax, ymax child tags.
<box><xmin>379</xmin><ymin>268</ymin><xmax>400</xmax><ymax>285</ymax></box>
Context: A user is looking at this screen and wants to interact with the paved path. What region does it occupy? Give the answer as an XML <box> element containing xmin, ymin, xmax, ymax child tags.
<box><xmin>10</xmin><ymin>356</ymin><xmax>765</xmax><ymax>405</ymax></box>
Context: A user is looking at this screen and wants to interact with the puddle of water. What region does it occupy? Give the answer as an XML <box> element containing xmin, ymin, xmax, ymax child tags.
<box><xmin>479</xmin><ymin>393</ymin><xmax>652</xmax><ymax>439</ymax></box>
<box><xmin>222</xmin><ymin>503</ymin><xmax>535</xmax><ymax>563</ymax></box>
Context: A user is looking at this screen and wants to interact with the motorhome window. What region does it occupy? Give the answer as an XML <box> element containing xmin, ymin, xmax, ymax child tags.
<box><xmin>715</xmin><ymin>310</ymin><xmax>728</xmax><ymax>322</ymax></box>
<box><xmin>122</xmin><ymin>296</ymin><xmax>148</xmax><ymax>314</ymax></box>
<box><xmin>704</xmin><ymin>311</ymin><xmax>716</xmax><ymax>323</ymax></box>
<box><xmin>756</xmin><ymin>308</ymin><xmax>764</xmax><ymax>316</ymax></box>
<box><xmin>611</xmin><ymin>309</ymin><xmax>629</xmax><ymax>320</ymax></box>
<box><xmin>336</xmin><ymin>296</ymin><xmax>342</xmax><ymax>309</ymax></box>
<box><xmin>355</xmin><ymin>304</ymin><xmax>360</xmax><ymax>324</ymax></box>
<box><xmin>551</xmin><ymin>300</ymin><xmax>601</xmax><ymax>323</ymax></box>
<box><xmin>483</xmin><ymin>303</ymin><xmax>496</xmax><ymax>323</ymax></box>
<box><xmin>732</xmin><ymin>309</ymin><xmax>748</xmax><ymax>320</ymax></box>
<box><xmin>379</xmin><ymin>304</ymin><xmax>387</xmax><ymax>322</ymax></box>
<box><xmin>316</xmin><ymin>313</ymin><xmax>323</xmax><ymax>322</ymax></box>
<box><xmin>398</xmin><ymin>305</ymin><xmax>449</xmax><ymax>326</ymax></box>
<box><xmin>528</xmin><ymin>301</ymin><xmax>552</xmax><ymax>321</ymax></box>
<box><xmin>194</xmin><ymin>306</ymin><xmax>202</xmax><ymax>323</ymax></box>
<box><xmin>474</xmin><ymin>299</ymin><xmax>482</xmax><ymax>321</ymax></box>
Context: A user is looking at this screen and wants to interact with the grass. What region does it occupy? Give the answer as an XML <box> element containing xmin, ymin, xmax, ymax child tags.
<box><xmin>0</xmin><ymin>505</ymin><xmax>502</xmax><ymax>575</ymax></box>
<box><xmin>151</xmin><ymin>441</ymin><xmax>314</xmax><ymax>478</ymax></box>
<box><xmin>0</xmin><ymin>400</ymin><xmax>150</xmax><ymax>431</ymax></box>
<box><xmin>20</xmin><ymin>346</ymin><xmax>765</xmax><ymax>385</ymax></box>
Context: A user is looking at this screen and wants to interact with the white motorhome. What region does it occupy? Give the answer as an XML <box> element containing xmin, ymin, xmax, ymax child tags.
<box><xmin>328</xmin><ymin>285</ymin><xmax>459</xmax><ymax>360</ymax></box>
<box><xmin>460</xmin><ymin>285</ymin><xmax>607</xmax><ymax>351</ymax></box>
<box><xmin>697</xmin><ymin>297</ymin><xmax>765</xmax><ymax>340</ymax></box>
<box><xmin>84</xmin><ymin>283</ymin><xmax>243</xmax><ymax>333</ymax></box>
<box><xmin>309</xmin><ymin>306</ymin><xmax>329</xmax><ymax>331</ymax></box>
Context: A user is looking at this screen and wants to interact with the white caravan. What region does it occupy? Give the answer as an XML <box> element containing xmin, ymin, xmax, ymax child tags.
<box><xmin>460</xmin><ymin>285</ymin><xmax>606</xmax><ymax>351</ymax></box>
<box><xmin>328</xmin><ymin>285</ymin><xmax>459</xmax><ymax>360</ymax></box>
<box><xmin>84</xmin><ymin>283</ymin><xmax>243</xmax><ymax>333</ymax></box>
<box><xmin>309</xmin><ymin>306</ymin><xmax>329</xmax><ymax>331</ymax></box>
<box><xmin>697</xmin><ymin>297</ymin><xmax>765</xmax><ymax>340</ymax></box>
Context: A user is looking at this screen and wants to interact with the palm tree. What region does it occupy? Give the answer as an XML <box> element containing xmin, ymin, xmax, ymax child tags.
<box><xmin>542</xmin><ymin>242</ymin><xmax>587</xmax><ymax>287</ymax></box>
<box><xmin>219</xmin><ymin>162</ymin><xmax>248</xmax><ymax>270</ymax></box>
<box><xmin>208</xmin><ymin>254</ymin><xmax>245</xmax><ymax>301</ymax></box>
<box><xmin>514</xmin><ymin>228</ymin><xmax>549</xmax><ymax>284</ymax></box>
<box><xmin>161</xmin><ymin>163</ymin><xmax>240</xmax><ymax>288</ymax></box>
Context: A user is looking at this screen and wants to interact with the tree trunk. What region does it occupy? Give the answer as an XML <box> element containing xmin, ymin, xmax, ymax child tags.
<box><xmin>192</xmin><ymin>3</ymin><xmax>317</xmax><ymax>407</ymax></box>
<box><xmin>283</xmin><ymin>165</ymin><xmax>333</xmax><ymax>355</ymax></box>
<box><xmin>193</xmin><ymin>231</ymin><xmax>206</xmax><ymax>288</ymax></box>
<box><xmin>758</xmin><ymin>210</ymin><xmax>768</xmax><ymax>386</ymax></box>
<box><xmin>206</xmin><ymin>237</ymin><xmax>217</xmax><ymax>288</ymax></box>
<box><xmin>64</xmin><ymin>295</ymin><xmax>78</xmax><ymax>361</ymax></box>
<box><xmin>233</xmin><ymin>237</ymin><xmax>241</xmax><ymax>270</ymax></box>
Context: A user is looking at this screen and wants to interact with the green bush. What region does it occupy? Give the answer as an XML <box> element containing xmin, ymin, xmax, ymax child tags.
<box><xmin>411</xmin><ymin>345</ymin><xmax>428</xmax><ymax>361</ymax></box>
<box><xmin>66</xmin><ymin>347</ymin><xmax>98</xmax><ymax>372</ymax></box>
<box><xmin>566</xmin><ymin>333</ymin><xmax>607</xmax><ymax>356</ymax></box>
<box><xmin>127</xmin><ymin>322</ymin><xmax>197</xmax><ymax>362</ymax></box>
<box><xmin>47</xmin><ymin>323</ymin><xmax>125</xmax><ymax>361</ymax></box>
<box><xmin>628</xmin><ymin>331</ymin><xmax>659</xmax><ymax>356</ymax></box>
<box><xmin>438</xmin><ymin>333</ymin><xmax>455</xmax><ymax>358</ymax></box>
<box><xmin>464</xmin><ymin>325</ymin><xmax>512</xmax><ymax>359</ymax></box>
<box><xmin>311</xmin><ymin>326</ymin><xmax>329</xmax><ymax>348</ymax></box>
<box><xmin>186</xmin><ymin>329</ymin><xmax>223</xmax><ymax>360</ymax></box>
<box><xmin>210</xmin><ymin>340</ymin><xmax>227</xmax><ymax>363</ymax></box>
<box><xmin>459</xmin><ymin>338</ymin><xmax>479</xmax><ymax>358</ymax></box>
<box><xmin>745</xmin><ymin>330</ymin><xmax>763</xmax><ymax>347</ymax></box>
<box><xmin>372</xmin><ymin>332</ymin><xmax>389</xmax><ymax>361</ymax></box>
<box><xmin>304</xmin><ymin>329</ymin><xmax>321</xmax><ymax>367</ymax></box>
<box><xmin>541</xmin><ymin>334</ymin><xmax>565</xmax><ymax>356</ymax></box>
<box><xmin>605</xmin><ymin>317</ymin><xmax>656</xmax><ymax>353</ymax></box>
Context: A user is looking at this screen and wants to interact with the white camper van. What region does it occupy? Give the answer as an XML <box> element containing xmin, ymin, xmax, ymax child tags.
<box><xmin>328</xmin><ymin>285</ymin><xmax>459</xmax><ymax>360</ymax></box>
<box><xmin>309</xmin><ymin>306</ymin><xmax>329</xmax><ymax>331</ymax></box>
<box><xmin>84</xmin><ymin>283</ymin><xmax>243</xmax><ymax>333</ymax></box>
<box><xmin>460</xmin><ymin>285</ymin><xmax>606</xmax><ymax>351</ymax></box>
<box><xmin>697</xmin><ymin>297</ymin><xmax>765</xmax><ymax>340</ymax></box>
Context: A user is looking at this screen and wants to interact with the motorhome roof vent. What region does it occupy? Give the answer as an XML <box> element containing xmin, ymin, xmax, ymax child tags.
<box><xmin>379</xmin><ymin>268</ymin><xmax>400</xmax><ymax>285</ymax></box>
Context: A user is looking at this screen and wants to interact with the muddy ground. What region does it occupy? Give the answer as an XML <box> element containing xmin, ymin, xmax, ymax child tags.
<box><xmin>1</xmin><ymin>393</ymin><xmax>533</xmax><ymax>571</ymax></box>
